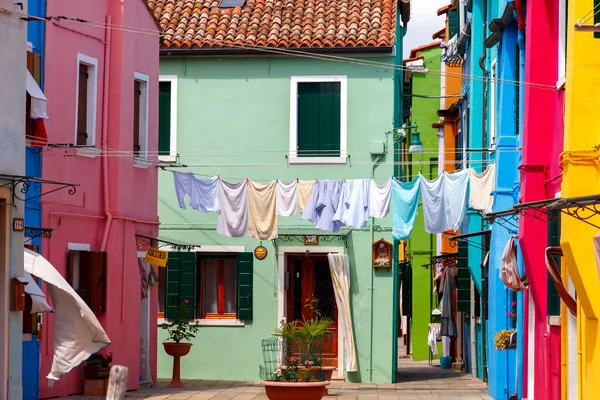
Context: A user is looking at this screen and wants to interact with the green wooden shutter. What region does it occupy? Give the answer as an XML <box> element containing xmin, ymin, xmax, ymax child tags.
<box><xmin>448</xmin><ymin>8</ymin><xmax>459</xmax><ymax>38</ymax></box>
<box><xmin>547</xmin><ymin>211</ymin><xmax>561</xmax><ymax>316</ymax></box>
<box><xmin>158</xmin><ymin>82</ymin><xmax>171</xmax><ymax>156</ymax></box>
<box><xmin>297</xmin><ymin>82</ymin><xmax>341</xmax><ymax>157</ymax></box>
<box><xmin>165</xmin><ymin>251</ymin><xmax>198</xmax><ymax>320</ymax></box>
<box><xmin>400</xmin><ymin>261</ymin><xmax>412</xmax><ymax>316</ymax></box>
<box><xmin>236</xmin><ymin>252</ymin><xmax>253</xmax><ymax>320</ymax></box>
<box><xmin>456</xmin><ymin>242</ymin><xmax>471</xmax><ymax>313</ymax></box>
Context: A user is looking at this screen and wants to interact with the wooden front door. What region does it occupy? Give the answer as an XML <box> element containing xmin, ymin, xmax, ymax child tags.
<box><xmin>286</xmin><ymin>256</ymin><xmax>338</xmax><ymax>368</ymax></box>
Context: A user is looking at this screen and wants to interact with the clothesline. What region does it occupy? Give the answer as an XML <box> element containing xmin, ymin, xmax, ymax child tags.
<box><xmin>172</xmin><ymin>164</ymin><xmax>496</xmax><ymax>241</ymax></box>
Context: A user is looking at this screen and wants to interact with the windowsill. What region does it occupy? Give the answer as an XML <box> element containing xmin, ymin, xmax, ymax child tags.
<box><xmin>556</xmin><ymin>75</ymin><xmax>566</xmax><ymax>91</ymax></box>
<box><xmin>158</xmin><ymin>155</ymin><xmax>177</xmax><ymax>163</ymax></box>
<box><xmin>133</xmin><ymin>157</ymin><xmax>153</xmax><ymax>169</ymax></box>
<box><xmin>548</xmin><ymin>316</ymin><xmax>561</xmax><ymax>326</ymax></box>
<box><xmin>75</xmin><ymin>146</ymin><xmax>102</xmax><ymax>158</ymax></box>
<box><xmin>158</xmin><ymin>318</ymin><xmax>245</xmax><ymax>327</ymax></box>
<box><xmin>288</xmin><ymin>155</ymin><xmax>347</xmax><ymax>165</ymax></box>
<box><xmin>22</xmin><ymin>333</ymin><xmax>33</xmax><ymax>341</ymax></box>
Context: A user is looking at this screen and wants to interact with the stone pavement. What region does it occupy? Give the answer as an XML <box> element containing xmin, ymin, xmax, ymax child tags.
<box><xmin>52</xmin><ymin>358</ymin><xmax>490</xmax><ymax>400</ymax></box>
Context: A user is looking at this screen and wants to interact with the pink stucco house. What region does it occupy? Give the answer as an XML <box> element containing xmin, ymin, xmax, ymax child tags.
<box><xmin>519</xmin><ymin>1</ymin><xmax>565</xmax><ymax>399</ymax></box>
<box><xmin>40</xmin><ymin>0</ymin><xmax>160</xmax><ymax>396</ymax></box>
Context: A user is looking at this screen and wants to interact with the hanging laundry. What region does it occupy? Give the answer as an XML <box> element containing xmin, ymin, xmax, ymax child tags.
<box><xmin>500</xmin><ymin>236</ymin><xmax>525</xmax><ymax>292</ymax></box>
<box><xmin>443</xmin><ymin>170</ymin><xmax>470</xmax><ymax>231</ymax></box>
<box><xmin>428</xmin><ymin>324</ymin><xmax>441</xmax><ymax>356</ymax></box>
<box><xmin>440</xmin><ymin>266</ymin><xmax>458</xmax><ymax>338</ymax></box>
<box><xmin>368</xmin><ymin>178</ymin><xmax>392</xmax><ymax>218</ymax></box>
<box><xmin>392</xmin><ymin>177</ymin><xmax>421</xmax><ymax>240</ymax></box>
<box><xmin>276</xmin><ymin>181</ymin><xmax>297</xmax><ymax>217</ymax></box>
<box><xmin>217</xmin><ymin>179</ymin><xmax>249</xmax><ymax>237</ymax></box>
<box><xmin>301</xmin><ymin>180</ymin><xmax>343</xmax><ymax>233</ymax></box>
<box><xmin>332</xmin><ymin>179</ymin><xmax>370</xmax><ymax>230</ymax></box>
<box><xmin>189</xmin><ymin>176</ymin><xmax>220</xmax><ymax>213</ymax></box>
<box><xmin>247</xmin><ymin>180</ymin><xmax>278</xmax><ymax>240</ymax></box>
<box><xmin>469</xmin><ymin>164</ymin><xmax>496</xmax><ymax>214</ymax></box>
<box><xmin>420</xmin><ymin>171</ymin><xmax>469</xmax><ymax>234</ymax></box>
<box><xmin>297</xmin><ymin>180</ymin><xmax>315</xmax><ymax>215</ymax></box>
<box><xmin>138</xmin><ymin>258</ymin><xmax>148</xmax><ymax>300</ymax></box>
<box><xmin>173</xmin><ymin>171</ymin><xmax>195</xmax><ymax>209</ymax></box>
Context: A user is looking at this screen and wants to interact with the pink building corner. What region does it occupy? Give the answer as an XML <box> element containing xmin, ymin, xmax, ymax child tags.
<box><xmin>39</xmin><ymin>0</ymin><xmax>160</xmax><ymax>397</ymax></box>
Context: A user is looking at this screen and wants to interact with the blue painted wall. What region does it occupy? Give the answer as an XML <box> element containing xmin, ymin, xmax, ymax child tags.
<box><xmin>487</xmin><ymin>19</ymin><xmax>520</xmax><ymax>400</ymax></box>
<box><xmin>23</xmin><ymin>1</ymin><xmax>46</xmax><ymax>399</ymax></box>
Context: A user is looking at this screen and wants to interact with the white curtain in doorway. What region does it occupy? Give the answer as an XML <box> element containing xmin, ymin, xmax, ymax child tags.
<box><xmin>327</xmin><ymin>253</ymin><xmax>357</xmax><ymax>372</ymax></box>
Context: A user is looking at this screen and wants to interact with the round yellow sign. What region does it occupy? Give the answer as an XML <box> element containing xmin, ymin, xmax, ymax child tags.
<box><xmin>254</xmin><ymin>245</ymin><xmax>268</xmax><ymax>260</ymax></box>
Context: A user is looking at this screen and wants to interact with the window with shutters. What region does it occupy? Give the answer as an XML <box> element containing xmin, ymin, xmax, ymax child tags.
<box><xmin>158</xmin><ymin>76</ymin><xmax>178</xmax><ymax>162</ymax></box>
<box><xmin>557</xmin><ymin>0</ymin><xmax>568</xmax><ymax>85</ymax></box>
<box><xmin>448</xmin><ymin>8</ymin><xmax>459</xmax><ymax>38</ymax></box>
<box><xmin>74</xmin><ymin>54</ymin><xmax>98</xmax><ymax>147</ymax></box>
<box><xmin>67</xmin><ymin>249</ymin><xmax>107</xmax><ymax>313</ymax></box>
<box><xmin>456</xmin><ymin>242</ymin><xmax>471</xmax><ymax>313</ymax></box>
<box><xmin>133</xmin><ymin>72</ymin><xmax>150</xmax><ymax>167</ymax></box>
<box><xmin>23</xmin><ymin>245</ymin><xmax>40</xmax><ymax>335</ymax></box>
<box><xmin>162</xmin><ymin>251</ymin><xmax>253</xmax><ymax>325</ymax></box>
<box><xmin>289</xmin><ymin>76</ymin><xmax>347</xmax><ymax>164</ymax></box>
<box><xmin>547</xmin><ymin>211</ymin><xmax>561</xmax><ymax>317</ymax></box>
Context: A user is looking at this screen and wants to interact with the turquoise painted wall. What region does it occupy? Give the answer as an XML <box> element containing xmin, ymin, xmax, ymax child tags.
<box><xmin>405</xmin><ymin>46</ymin><xmax>442</xmax><ymax>361</ymax></box>
<box><xmin>157</xmin><ymin>56</ymin><xmax>398</xmax><ymax>382</ymax></box>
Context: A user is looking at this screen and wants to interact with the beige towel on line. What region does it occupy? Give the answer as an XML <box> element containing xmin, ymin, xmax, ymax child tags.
<box><xmin>247</xmin><ymin>180</ymin><xmax>278</xmax><ymax>240</ymax></box>
<box><xmin>297</xmin><ymin>180</ymin><xmax>315</xmax><ymax>214</ymax></box>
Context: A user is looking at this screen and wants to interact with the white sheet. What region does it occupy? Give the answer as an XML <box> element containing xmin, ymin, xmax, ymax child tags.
<box><xmin>19</xmin><ymin>272</ymin><xmax>53</xmax><ymax>314</ymax></box>
<box><xmin>24</xmin><ymin>248</ymin><xmax>110</xmax><ymax>380</ymax></box>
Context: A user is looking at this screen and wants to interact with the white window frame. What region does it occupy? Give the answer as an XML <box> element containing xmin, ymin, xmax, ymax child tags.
<box><xmin>74</xmin><ymin>54</ymin><xmax>99</xmax><ymax>154</ymax></box>
<box><xmin>158</xmin><ymin>75</ymin><xmax>178</xmax><ymax>162</ymax></box>
<box><xmin>289</xmin><ymin>76</ymin><xmax>347</xmax><ymax>165</ymax></box>
<box><xmin>133</xmin><ymin>72</ymin><xmax>151</xmax><ymax>168</ymax></box>
<box><xmin>557</xmin><ymin>0</ymin><xmax>567</xmax><ymax>88</ymax></box>
<box><xmin>157</xmin><ymin>245</ymin><xmax>246</xmax><ymax>327</ymax></box>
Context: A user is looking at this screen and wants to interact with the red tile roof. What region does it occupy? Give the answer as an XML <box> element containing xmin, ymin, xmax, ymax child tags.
<box><xmin>407</xmin><ymin>41</ymin><xmax>441</xmax><ymax>59</ymax></box>
<box><xmin>147</xmin><ymin>0</ymin><xmax>398</xmax><ymax>50</ymax></box>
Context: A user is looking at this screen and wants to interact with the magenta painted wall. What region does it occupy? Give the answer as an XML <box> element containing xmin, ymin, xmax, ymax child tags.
<box><xmin>519</xmin><ymin>1</ymin><xmax>562</xmax><ymax>399</ymax></box>
<box><xmin>39</xmin><ymin>0</ymin><xmax>160</xmax><ymax>397</ymax></box>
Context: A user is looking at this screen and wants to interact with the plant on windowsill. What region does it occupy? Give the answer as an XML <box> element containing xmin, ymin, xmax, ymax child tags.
<box><xmin>259</xmin><ymin>299</ymin><xmax>333</xmax><ymax>400</ymax></box>
<box><xmin>84</xmin><ymin>350</ymin><xmax>113</xmax><ymax>379</ymax></box>
<box><xmin>162</xmin><ymin>299</ymin><xmax>200</xmax><ymax>388</ymax></box>
<box><xmin>493</xmin><ymin>329</ymin><xmax>516</xmax><ymax>351</ymax></box>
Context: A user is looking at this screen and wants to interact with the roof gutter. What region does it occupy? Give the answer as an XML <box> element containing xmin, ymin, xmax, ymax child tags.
<box><xmin>159</xmin><ymin>46</ymin><xmax>395</xmax><ymax>57</ymax></box>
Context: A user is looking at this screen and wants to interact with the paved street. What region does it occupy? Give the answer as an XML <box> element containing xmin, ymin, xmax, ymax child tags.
<box><xmin>54</xmin><ymin>357</ymin><xmax>490</xmax><ymax>400</ymax></box>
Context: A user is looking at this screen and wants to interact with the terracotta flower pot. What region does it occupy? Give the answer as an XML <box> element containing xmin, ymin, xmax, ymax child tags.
<box><xmin>262</xmin><ymin>380</ymin><xmax>329</xmax><ymax>400</ymax></box>
<box><xmin>163</xmin><ymin>342</ymin><xmax>192</xmax><ymax>388</ymax></box>
<box><xmin>84</xmin><ymin>365</ymin><xmax>111</xmax><ymax>379</ymax></box>
<box><xmin>322</xmin><ymin>366</ymin><xmax>335</xmax><ymax>382</ymax></box>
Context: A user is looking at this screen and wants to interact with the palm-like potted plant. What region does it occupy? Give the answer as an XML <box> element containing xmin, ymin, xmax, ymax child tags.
<box><xmin>261</xmin><ymin>314</ymin><xmax>332</xmax><ymax>400</ymax></box>
<box><xmin>162</xmin><ymin>299</ymin><xmax>200</xmax><ymax>388</ymax></box>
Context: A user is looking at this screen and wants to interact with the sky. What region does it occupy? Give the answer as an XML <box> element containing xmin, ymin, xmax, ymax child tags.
<box><xmin>403</xmin><ymin>0</ymin><xmax>449</xmax><ymax>58</ymax></box>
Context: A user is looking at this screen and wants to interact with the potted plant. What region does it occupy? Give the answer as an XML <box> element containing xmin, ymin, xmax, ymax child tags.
<box><xmin>260</xmin><ymin>314</ymin><xmax>332</xmax><ymax>400</ymax></box>
<box><xmin>494</xmin><ymin>329</ymin><xmax>516</xmax><ymax>351</ymax></box>
<box><xmin>84</xmin><ymin>351</ymin><xmax>113</xmax><ymax>379</ymax></box>
<box><xmin>162</xmin><ymin>299</ymin><xmax>200</xmax><ymax>388</ymax></box>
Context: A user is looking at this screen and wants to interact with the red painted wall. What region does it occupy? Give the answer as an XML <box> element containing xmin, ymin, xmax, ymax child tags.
<box><xmin>519</xmin><ymin>1</ymin><xmax>562</xmax><ymax>399</ymax></box>
<box><xmin>39</xmin><ymin>0</ymin><xmax>159</xmax><ymax>396</ymax></box>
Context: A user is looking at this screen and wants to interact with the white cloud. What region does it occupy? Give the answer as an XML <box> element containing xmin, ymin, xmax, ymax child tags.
<box><xmin>403</xmin><ymin>0</ymin><xmax>449</xmax><ymax>58</ymax></box>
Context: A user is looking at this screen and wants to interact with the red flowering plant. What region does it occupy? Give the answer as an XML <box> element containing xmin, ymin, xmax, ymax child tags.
<box><xmin>86</xmin><ymin>350</ymin><xmax>113</xmax><ymax>368</ymax></box>
<box><xmin>162</xmin><ymin>298</ymin><xmax>200</xmax><ymax>343</ymax></box>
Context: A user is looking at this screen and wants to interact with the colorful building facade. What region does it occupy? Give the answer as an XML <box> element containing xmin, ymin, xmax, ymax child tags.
<box><xmin>0</xmin><ymin>1</ymin><xmax>28</xmax><ymax>398</ymax></box>
<box><xmin>149</xmin><ymin>0</ymin><xmax>411</xmax><ymax>384</ymax></box>
<box><xmin>402</xmin><ymin>42</ymin><xmax>443</xmax><ymax>361</ymax></box>
<box><xmin>561</xmin><ymin>0</ymin><xmax>600</xmax><ymax>398</ymax></box>
<box><xmin>39</xmin><ymin>0</ymin><xmax>160</xmax><ymax>397</ymax></box>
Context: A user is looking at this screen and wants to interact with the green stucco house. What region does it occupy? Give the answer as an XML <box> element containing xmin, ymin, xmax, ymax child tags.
<box><xmin>148</xmin><ymin>0</ymin><xmax>411</xmax><ymax>384</ymax></box>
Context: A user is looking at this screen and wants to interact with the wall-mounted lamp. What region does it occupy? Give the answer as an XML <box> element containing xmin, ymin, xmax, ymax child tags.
<box><xmin>396</xmin><ymin>123</ymin><xmax>423</xmax><ymax>154</ymax></box>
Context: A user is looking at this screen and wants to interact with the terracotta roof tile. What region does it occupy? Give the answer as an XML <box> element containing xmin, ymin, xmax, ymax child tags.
<box><xmin>147</xmin><ymin>0</ymin><xmax>397</xmax><ymax>49</ymax></box>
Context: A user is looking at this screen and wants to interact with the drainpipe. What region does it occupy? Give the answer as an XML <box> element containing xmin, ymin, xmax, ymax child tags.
<box><xmin>100</xmin><ymin>15</ymin><xmax>113</xmax><ymax>252</ymax></box>
<box><xmin>470</xmin><ymin>279</ymin><xmax>478</xmax><ymax>376</ymax></box>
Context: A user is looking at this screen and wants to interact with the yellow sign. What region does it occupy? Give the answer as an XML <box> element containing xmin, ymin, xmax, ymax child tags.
<box><xmin>144</xmin><ymin>248</ymin><xmax>169</xmax><ymax>268</ymax></box>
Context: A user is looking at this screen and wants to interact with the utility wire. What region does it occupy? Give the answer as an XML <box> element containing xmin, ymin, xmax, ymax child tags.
<box><xmin>7</xmin><ymin>9</ymin><xmax>558</xmax><ymax>91</ymax></box>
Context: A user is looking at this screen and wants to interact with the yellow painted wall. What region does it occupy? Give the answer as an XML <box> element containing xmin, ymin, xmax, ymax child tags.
<box><xmin>561</xmin><ymin>0</ymin><xmax>600</xmax><ymax>397</ymax></box>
